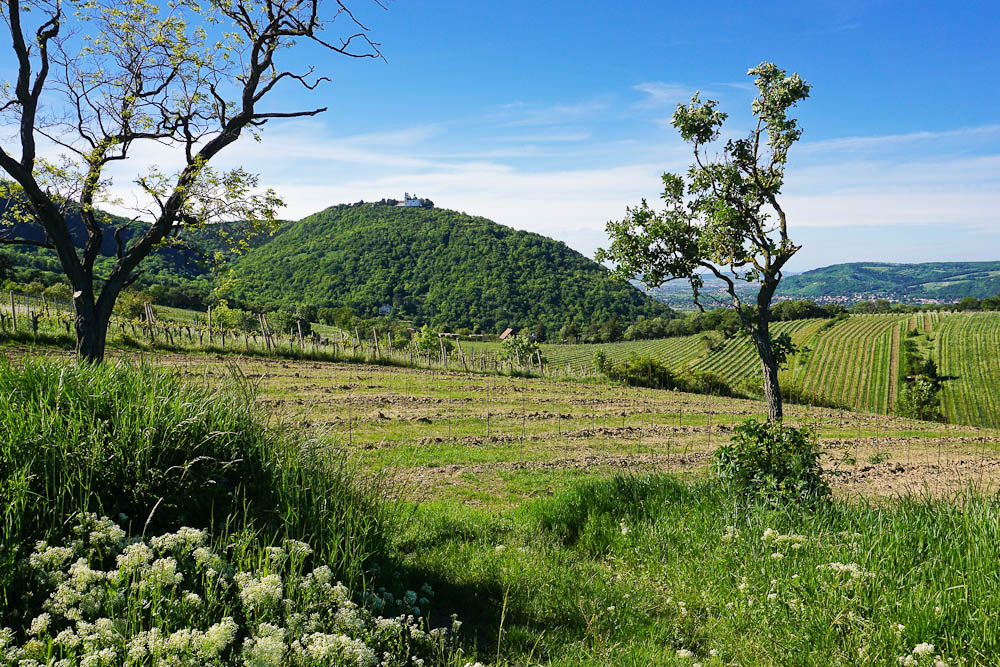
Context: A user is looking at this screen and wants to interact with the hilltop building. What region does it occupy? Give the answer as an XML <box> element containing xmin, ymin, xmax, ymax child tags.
<box><xmin>398</xmin><ymin>192</ymin><xmax>422</xmax><ymax>207</ymax></box>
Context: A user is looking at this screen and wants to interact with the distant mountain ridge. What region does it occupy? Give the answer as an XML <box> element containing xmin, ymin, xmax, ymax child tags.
<box><xmin>780</xmin><ymin>261</ymin><xmax>1000</xmax><ymax>300</ymax></box>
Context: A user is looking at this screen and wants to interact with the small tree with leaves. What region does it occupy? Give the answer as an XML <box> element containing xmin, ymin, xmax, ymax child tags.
<box><xmin>0</xmin><ymin>0</ymin><xmax>383</xmax><ymax>362</ymax></box>
<box><xmin>597</xmin><ymin>62</ymin><xmax>810</xmax><ymax>421</ymax></box>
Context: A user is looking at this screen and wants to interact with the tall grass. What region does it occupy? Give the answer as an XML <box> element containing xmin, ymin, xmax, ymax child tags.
<box><xmin>397</xmin><ymin>474</ymin><xmax>1000</xmax><ymax>665</ymax></box>
<box><xmin>0</xmin><ymin>358</ymin><xmax>391</xmax><ymax>622</ymax></box>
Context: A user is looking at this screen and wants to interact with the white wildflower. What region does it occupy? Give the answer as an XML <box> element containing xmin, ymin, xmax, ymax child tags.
<box><xmin>235</xmin><ymin>572</ymin><xmax>284</xmax><ymax>610</ymax></box>
<box><xmin>142</xmin><ymin>557</ymin><xmax>183</xmax><ymax>589</ymax></box>
<box><xmin>284</xmin><ymin>539</ymin><xmax>313</xmax><ymax>558</ymax></box>
<box><xmin>676</xmin><ymin>648</ymin><xmax>694</xmax><ymax>658</ymax></box>
<box><xmin>29</xmin><ymin>543</ymin><xmax>74</xmax><ymax>571</ymax></box>
<box><xmin>116</xmin><ymin>542</ymin><xmax>153</xmax><ymax>571</ymax></box>
<box><xmin>28</xmin><ymin>613</ymin><xmax>50</xmax><ymax>637</ymax></box>
<box><xmin>149</xmin><ymin>526</ymin><xmax>206</xmax><ymax>553</ymax></box>
<box><xmin>242</xmin><ymin>623</ymin><xmax>286</xmax><ymax>667</ymax></box>
<box><xmin>265</xmin><ymin>546</ymin><xmax>287</xmax><ymax>565</ymax></box>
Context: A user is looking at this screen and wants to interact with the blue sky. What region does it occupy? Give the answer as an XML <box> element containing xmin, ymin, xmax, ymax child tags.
<box><xmin>12</xmin><ymin>0</ymin><xmax>1000</xmax><ymax>270</ymax></box>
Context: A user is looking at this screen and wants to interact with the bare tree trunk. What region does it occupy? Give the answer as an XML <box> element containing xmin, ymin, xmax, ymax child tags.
<box><xmin>758</xmin><ymin>343</ymin><xmax>783</xmax><ymax>421</ymax></box>
<box><xmin>75</xmin><ymin>302</ymin><xmax>109</xmax><ymax>363</ymax></box>
<box><xmin>73</xmin><ymin>282</ymin><xmax>120</xmax><ymax>364</ymax></box>
<box><xmin>753</xmin><ymin>277</ymin><xmax>783</xmax><ymax>421</ymax></box>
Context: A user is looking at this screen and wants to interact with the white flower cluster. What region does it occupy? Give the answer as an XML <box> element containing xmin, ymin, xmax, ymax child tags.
<box><xmin>897</xmin><ymin>642</ymin><xmax>952</xmax><ymax>667</ymax></box>
<box><xmin>761</xmin><ymin>528</ymin><xmax>807</xmax><ymax>549</ymax></box>
<box><xmin>1</xmin><ymin>513</ymin><xmax>462</xmax><ymax>667</ymax></box>
<box><xmin>816</xmin><ymin>561</ymin><xmax>872</xmax><ymax>580</ymax></box>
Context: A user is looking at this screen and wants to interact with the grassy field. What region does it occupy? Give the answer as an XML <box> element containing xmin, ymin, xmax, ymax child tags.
<box><xmin>6</xmin><ymin>299</ymin><xmax>1000</xmax><ymax>430</ymax></box>
<box><xmin>6</xmin><ymin>349</ymin><xmax>1000</xmax><ymax>665</ymax></box>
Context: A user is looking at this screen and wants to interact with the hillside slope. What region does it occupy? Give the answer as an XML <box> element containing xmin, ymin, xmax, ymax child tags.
<box><xmin>781</xmin><ymin>261</ymin><xmax>1000</xmax><ymax>299</ymax></box>
<box><xmin>223</xmin><ymin>204</ymin><xmax>670</xmax><ymax>332</ymax></box>
<box><xmin>0</xmin><ymin>196</ymin><xmax>269</xmax><ymax>304</ymax></box>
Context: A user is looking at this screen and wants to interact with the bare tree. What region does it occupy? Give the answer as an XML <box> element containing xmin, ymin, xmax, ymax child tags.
<box><xmin>0</xmin><ymin>0</ymin><xmax>383</xmax><ymax>361</ymax></box>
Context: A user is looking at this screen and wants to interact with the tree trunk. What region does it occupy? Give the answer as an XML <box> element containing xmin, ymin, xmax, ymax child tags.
<box><xmin>74</xmin><ymin>284</ymin><xmax>118</xmax><ymax>364</ymax></box>
<box><xmin>75</xmin><ymin>303</ymin><xmax>109</xmax><ymax>363</ymax></box>
<box><xmin>759</xmin><ymin>344</ymin><xmax>783</xmax><ymax>421</ymax></box>
<box><xmin>753</xmin><ymin>276</ymin><xmax>783</xmax><ymax>421</ymax></box>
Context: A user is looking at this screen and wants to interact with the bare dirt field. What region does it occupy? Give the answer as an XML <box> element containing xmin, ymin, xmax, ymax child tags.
<box><xmin>112</xmin><ymin>351</ymin><xmax>1000</xmax><ymax>504</ymax></box>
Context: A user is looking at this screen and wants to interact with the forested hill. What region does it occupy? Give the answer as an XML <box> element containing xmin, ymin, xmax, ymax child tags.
<box><xmin>781</xmin><ymin>261</ymin><xmax>1000</xmax><ymax>300</ymax></box>
<box><xmin>223</xmin><ymin>204</ymin><xmax>670</xmax><ymax>332</ymax></box>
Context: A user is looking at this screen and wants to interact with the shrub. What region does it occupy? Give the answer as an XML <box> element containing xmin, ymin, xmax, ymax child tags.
<box><xmin>712</xmin><ymin>418</ymin><xmax>830</xmax><ymax>505</ymax></box>
<box><xmin>896</xmin><ymin>376</ymin><xmax>943</xmax><ymax>422</ymax></box>
<box><xmin>415</xmin><ymin>325</ymin><xmax>453</xmax><ymax>354</ymax></box>
<box><xmin>500</xmin><ymin>333</ymin><xmax>539</xmax><ymax>363</ymax></box>
<box><xmin>113</xmin><ymin>290</ymin><xmax>151</xmax><ymax>319</ymax></box>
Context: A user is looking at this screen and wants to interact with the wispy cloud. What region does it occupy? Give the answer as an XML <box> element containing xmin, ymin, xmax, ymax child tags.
<box><xmin>488</xmin><ymin>98</ymin><xmax>611</xmax><ymax>127</ymax></box>
<box><xmin>798</xmin><ymin>124</ymin><xmax>1000</xmax><ymax>155</ymax></box>
<box><xmin>632</xmin><ymin>81</ymin><xmax>694</xmax><ymax>108</ymax></box>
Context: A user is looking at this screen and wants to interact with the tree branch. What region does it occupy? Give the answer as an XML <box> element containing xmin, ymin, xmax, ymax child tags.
<box><xmin>0</xmin><ymin>234</ymin><xmax>56</xmax><ymax>249</ymax></box>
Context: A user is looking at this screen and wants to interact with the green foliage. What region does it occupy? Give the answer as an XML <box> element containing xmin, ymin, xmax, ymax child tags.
<box><xmin>712</xmin><ymin>418</ymin><xmax>830</xmax><ymax>505</ymax></box>
<box><xmin>414</xmin><ymin>325</ymin><xmax>452</xmax><ymax>354</ymax></box>
<box><xmin>500</xmin><ymin>333</ymin><xmax>540</xmax><ymax>363</ymax></box>
<box><xmin>210</xmin><ymin>301</ymin><xmax>258</xmax><ymax>330</ymax></box>
<box><xmin>222</xmin><ymin>204</ymin><xmax>670</xmax><ymax>332</ymax></box>
<box><xmin>113</xmin><ymin>290</ymin><xmax>151</xmax><ymax>319</ymax></box>
<box><xmin>0</xmin><ymin>358</ymin><xmax>391</xmax><ymax>620</ymax></box>
<box><xmin>896</xmin><ymin>377</ymin><xmax>943</xmax><ymax>422</ymax></box>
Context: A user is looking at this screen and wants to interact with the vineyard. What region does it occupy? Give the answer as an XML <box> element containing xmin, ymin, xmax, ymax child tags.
<box><xmin>4</xmin><ymin>290</ymin><xmax>998</xmax><ymax>428</ymax></box>
<box><xmin>936</xmin><ymin>312</ymin><xmax>1000</xmax><ymax>429</ymax></box>
<box><xmin>469</xmin><ymin>311</ymin><xmax>1000</xmax><ymax>428</ymax></box>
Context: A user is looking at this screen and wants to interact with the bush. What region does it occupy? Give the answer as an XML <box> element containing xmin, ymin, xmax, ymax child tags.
<box><xmin>113</xmin><ymin>290</ymin><xmax>151</xmax><ymax>319</ymax></box>
<box><xmin>500</xmin><ymin>333</ymin><xmax>539</xmax><ymax>363</ymax></box>
<box><xmin>896</xmin><ymin>376</ymin><xmax>943</xmax><ymax>422</ymax></box>
<box><xmin>712</xmin><ymin>418</ymin><xmax>830</xmax><ymax>505</ymax></box>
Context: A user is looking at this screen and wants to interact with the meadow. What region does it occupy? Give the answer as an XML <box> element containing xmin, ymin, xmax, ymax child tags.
<box><xmin>5</xmin><ymin>347</ymin><xmax>1000</xmax><ymax>665</ymax></box>
<box><xmin>5</xmin><ymin>293</ymin><xmax>1000</xmax><ymax>430</ymax></box>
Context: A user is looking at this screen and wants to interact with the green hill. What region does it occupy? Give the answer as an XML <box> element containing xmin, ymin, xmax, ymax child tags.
<box><xmin>0</xmin><ymin>195</ymin><xmax>251</xmax><ymax>306</ymax></box>
<box><xmin>222</xmin><ymin>204</ymin><xmax>670</xmax><ymax>332</ymax></box>
<box><xmin>781</xmin><ymin>261</ymin><xmax>1000</xmax><ymax>300</ymax></box>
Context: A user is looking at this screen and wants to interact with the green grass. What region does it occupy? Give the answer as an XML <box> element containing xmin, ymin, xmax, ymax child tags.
<box><xmin>0</xmin><ymin>358</ymin><xmax>390</xmax><ymax>617</ymax></box>
<box><xmin>396</xmin><ymin>475</ymin><xmax>1000</xmax><ymax>666</ymax></box>
<box><xmin>4</xmin><ymin>354</ymin><xmax>1000</xmax><ymax>665</ymax></box>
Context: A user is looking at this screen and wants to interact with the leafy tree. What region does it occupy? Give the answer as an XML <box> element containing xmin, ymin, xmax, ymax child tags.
<box><xmin>533</xmin><ymin>321</ymin><xmax>547</xmax><ymax>342</ymax></box>
<box><xmin>500</xmin><ymin>333</ymin><xmax>540</xmax><ymax>363</ymax></box>
<box><xmin>598</xmin><ymin>62</ymin><xmax>811</xmax><ymax>421</ymax></box>
<box><xmin>414</xmin><ymin>325</ymin><xmax>452</xmax><ymax>354</ymax></box>
<box><xmin>896</xmin><ymin>377</ymin><xmax>943</xmax><ymax>422</ymax></box>
<box><xmin>560</xmin><ymin>321</ymin><xmax>579</xmax><ymax>343</ymax></box>
<box><xmin>113</xmin><ymin>290</ymin><xmax>151</xmax><ymax>320</ymax></box>
<box><xmin>0</xmin><ymin>0</ymin><xmax>383</xmax><ymax>362</ymax></box>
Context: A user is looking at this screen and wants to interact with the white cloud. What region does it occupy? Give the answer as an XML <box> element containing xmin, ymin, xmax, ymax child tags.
<box><xmin>633</xmin><ymin>81</ymin><xmax>695</xmax><ymax>108</ymax></box>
